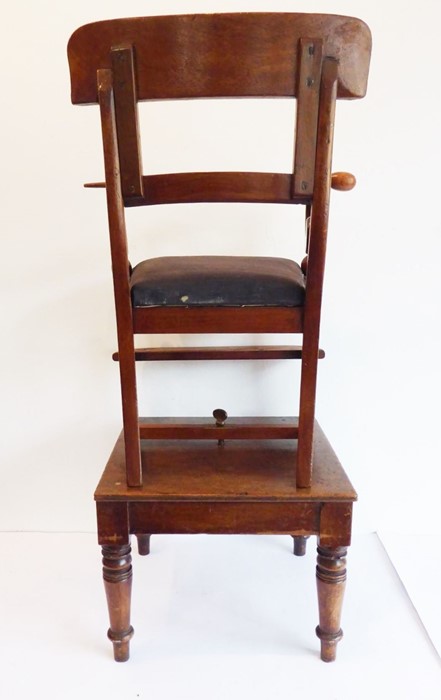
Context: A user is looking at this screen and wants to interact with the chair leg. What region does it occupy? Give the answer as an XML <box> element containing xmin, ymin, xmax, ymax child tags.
<box><xmin>136</xmin><ymin>534</ymin><xmax>151</xmax><ymax>556</ymax></box>
<box><xmin>315</xmin><ymin>544</ymin><xmax>347</xmax><ymax>662</ymax></box>
<box><xmin>102</xmin><ymin>544</ymin><xmax>134</xmax><ymax>662</ymax></box>
<box><xmin>292</xmin><ymin>535</ymin><xmax>309</xmax><ymax>556</ymax></box>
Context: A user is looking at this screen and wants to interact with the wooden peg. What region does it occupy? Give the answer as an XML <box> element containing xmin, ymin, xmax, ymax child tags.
<box><xmin>213</xmin><ymin>408</ymin><xmax>228</xmax><ymax>446</ymax></box>
<box><xmin>331</xmin><ymin>172</ymin><xmax>356</xmax><ymax>191</ymax></box>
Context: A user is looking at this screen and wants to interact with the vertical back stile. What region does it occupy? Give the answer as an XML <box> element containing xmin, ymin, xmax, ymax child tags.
<box><xmin>297</xmin><ymin>56</ymin><xmax>339</xmax><ymax>488</ymax></box>
<box><xmin>97</xmin><ymin>68</ymin><xmax>142</xmax><ymax>487</ymax></box>
<box><xmin>292</xmin><ymin>38</ymin><xmax>323</xmax><ymax>199</ymax></box>
<box><xmin>111</xmin><ymin>45</ymin><xmax>144</xmax><ymax>200</ymax></box>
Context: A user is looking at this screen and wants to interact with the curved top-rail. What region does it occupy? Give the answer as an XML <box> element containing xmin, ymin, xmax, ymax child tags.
<box><xmin>68</xmin><ymin>13</ymin><xmax>371</xmax><ymax>104</ymax></box>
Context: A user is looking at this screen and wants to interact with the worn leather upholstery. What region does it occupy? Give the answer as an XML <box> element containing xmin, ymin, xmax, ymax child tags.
<box><xmin>130</xmin><ymin>256</ymin><xmax>305</xmax><ymax>307</ymax></box>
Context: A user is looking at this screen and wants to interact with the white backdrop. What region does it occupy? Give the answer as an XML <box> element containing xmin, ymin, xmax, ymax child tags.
<box><xmin>1</xmin><ymin>0</ymin><xmax>440</xmax><ymax>536</ymax></box>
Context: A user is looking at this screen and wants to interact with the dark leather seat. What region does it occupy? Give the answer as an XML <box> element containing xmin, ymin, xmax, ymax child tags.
<box><xmin>130</xmin><ymin>256</ymin><xmax>305</xmax><ymax>308</ymax></box>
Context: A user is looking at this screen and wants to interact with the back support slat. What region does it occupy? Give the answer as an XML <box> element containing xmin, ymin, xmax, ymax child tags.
<box><xmin>84</xmin><ymin>172</ymin><xmax>311</xmax><ymax>205</ymax></box>
<box><xmin>68</xmin><ymin>13</ymin><xmax>371</xmax><ymax>104</ymax></box>
<box><xmin>132</xmin><ymin>172</ymin><xmax>307</xmax><ymax>206</ymax></box>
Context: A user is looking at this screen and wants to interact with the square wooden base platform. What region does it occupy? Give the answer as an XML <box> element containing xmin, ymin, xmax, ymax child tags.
<box><xmin>95</xmin><ymin>422</ymin><xmax>356</xmax><ymax>662</ymax></box>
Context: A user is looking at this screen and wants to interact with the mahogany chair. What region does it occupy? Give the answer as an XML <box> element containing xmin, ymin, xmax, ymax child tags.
<box><xmin>68</xmin><ymin>13</ymin><xmax>371</xmax><ymax>662</ymax></box>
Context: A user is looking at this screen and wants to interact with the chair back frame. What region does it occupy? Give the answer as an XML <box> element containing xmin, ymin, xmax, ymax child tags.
<box><xmin>68</xmin><ymin>14</ymin><xmax>371</xmax><ymax>487</ymax></box>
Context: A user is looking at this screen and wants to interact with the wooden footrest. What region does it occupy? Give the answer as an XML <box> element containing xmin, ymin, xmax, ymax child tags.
<box><xmin>139</xmin><ymin>416</ymin><xmax>298</xmax><ymax>440</ymax></box>
<box><xmin>113</xmin><ymin>345</ymin><xmax>325</xmax><ymax>362</ymax></box>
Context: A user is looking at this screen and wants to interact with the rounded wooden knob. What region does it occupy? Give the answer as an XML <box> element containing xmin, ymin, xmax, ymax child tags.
<box><xmin>213</xmin><ymin>408</ymin><xmax>228</xmax><ymax>427</ymax></box>
<box><xmin>331</xmin><ymin>172</ymin><xmax>356</xmax><ymax>191</ymax></box>
<box><xmin>301</xmin><ymin>256</ymin><xmax>308</xmax><ymax>275</ymax></box>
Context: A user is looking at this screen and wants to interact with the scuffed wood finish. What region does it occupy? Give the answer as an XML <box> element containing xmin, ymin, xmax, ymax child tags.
<box><xmin>95</xmin><ymin>421</ymin><xmax>356</xmax><ymax>505</ymax></box>
<box><xmin>316</xmin><ymin>545</ymin><xmax>347</xmax><ymax>662</ymax></box>
<box><xmin>318</xmin><ymin>502</ymin><xmax>353</xmax><ymax>548</ymax></box>
<box><xmin>68</xmin><ymin>13</ymin><xmax>371</xmax><ymax>104</ymax></box>
<box><xmin>130</xmin><ymin>501</ymin><xmax>319</xmax><ymax>535</ymax></box>
<box><xmin>95</xmin><ymin>422</ymin><xmax>355</xmax><ymax>661</ymax></box>
<box><xmin>112</xmin><ymin>345</ymin><xmax>325</xmax><ymax>362</ymax></box>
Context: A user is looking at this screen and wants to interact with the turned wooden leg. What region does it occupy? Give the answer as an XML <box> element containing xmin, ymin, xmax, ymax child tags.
<box><xmin>315</xmin><ymin>545</ymin><xmax>347</xmax><ymax>662</ymax></box>
<box><xmin>136</xmin><ymin>534</ymin><xmax>151</xmax><ymax>556</ymax></box>
<box><xmin>102</xmin><ymin>544</ymin><xmax>134</xmax><ymax>662</ymax></box>
<box><xmin>292</xmin><ymin>535</ymin><xmax>309</xmax><ymax>556</ymax></box>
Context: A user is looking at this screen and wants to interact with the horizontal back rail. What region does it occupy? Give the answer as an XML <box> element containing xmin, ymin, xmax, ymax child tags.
<box><xmin>68</xmin><ymin>13</ymin><xmax>371</xmax><ymax>104</ymax></box>
<box><xmin>85</xmin><ymin>172</ymin><xmax>310</xmax><ymax>206</ymax></box>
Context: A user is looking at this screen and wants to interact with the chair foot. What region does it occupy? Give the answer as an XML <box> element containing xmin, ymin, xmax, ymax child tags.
<box><xmin>316</xmin><ymin>545</ymin><xmax>347</xmax><ymax>662</ymax></box>
<box><xmin>136</xmin><ymin>534</ymin><xmax>151</xmax><ymax>556</ymax></box>
<box><xmin>315</xmin><ymin>625</ymin><xmax>343</xmax><ymax>662</ymax></box>
<box><xmin>107</xmin><ymin>625</ymin><xmax>134</xmax><ymax>662</ymax></box>
<box><xmin>292</xmin><ymin>535</ymin><xmax>309</xmax><ymax>556</ymax></box>
<box><xmin>102</xmin><ymin>544</ymin><xmax>134</xmax><ymax>662</ymax></box>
